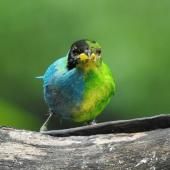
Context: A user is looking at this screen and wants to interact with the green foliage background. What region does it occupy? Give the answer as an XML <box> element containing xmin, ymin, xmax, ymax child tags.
<box><xmin>0</xmin><ymin>0</ymin><xmax>170</xmax><ymax>130</ymax></box>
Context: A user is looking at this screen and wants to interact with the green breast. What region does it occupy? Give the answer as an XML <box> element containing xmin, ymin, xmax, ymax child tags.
<box><xmin>71</xmin><ymin>62</ymin><xmax>115</xmax><ymax>122</ymax></box>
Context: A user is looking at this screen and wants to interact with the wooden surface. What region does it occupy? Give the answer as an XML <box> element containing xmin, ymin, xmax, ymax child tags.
<box><xmin>0</xmin><ymin>114</ymin><xmax>170</xmax><ymax>170</ymax></box>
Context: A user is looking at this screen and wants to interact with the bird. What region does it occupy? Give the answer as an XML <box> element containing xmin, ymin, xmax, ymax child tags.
<box><xmin>38</xmin><ymin>39</ymin><xmax>115</xmax><ymax>131</ymax></box>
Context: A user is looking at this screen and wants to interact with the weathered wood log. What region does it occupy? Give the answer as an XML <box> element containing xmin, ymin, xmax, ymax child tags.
<box><xmin>0</xmin><ymin>114</ymin><xmax>170</xmax><ymax>170</ymax></box>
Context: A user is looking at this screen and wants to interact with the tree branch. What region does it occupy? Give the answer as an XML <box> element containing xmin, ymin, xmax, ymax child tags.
<box><xmin>0</xmin><ymin>114</ymin><xmax>170</xmax><ymax>170</ymax></box>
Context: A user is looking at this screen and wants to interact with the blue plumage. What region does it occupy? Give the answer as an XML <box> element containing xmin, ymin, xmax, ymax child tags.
<box><xmin>42</xmin><ymin>56</ymin><xmax>84</xmax><ymax>119</ymax></box>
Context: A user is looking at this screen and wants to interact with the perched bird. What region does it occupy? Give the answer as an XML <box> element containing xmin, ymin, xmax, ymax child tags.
<box><xmin>38</xmin><ymin>39</ymin><xmax>115</xmax><ymax>131</ymax></box>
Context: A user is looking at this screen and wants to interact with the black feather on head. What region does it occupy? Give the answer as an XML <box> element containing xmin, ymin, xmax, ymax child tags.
<box><xmin>67</xmin><ymin>40</ymin><xmax>89</xmax><ymax>70</ymax></box>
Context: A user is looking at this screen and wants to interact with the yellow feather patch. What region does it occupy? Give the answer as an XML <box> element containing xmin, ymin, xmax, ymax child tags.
<box><xmin>71</xmin><ymin>62</ymin><xmax>115</xmax><ymax>122</ymax></box>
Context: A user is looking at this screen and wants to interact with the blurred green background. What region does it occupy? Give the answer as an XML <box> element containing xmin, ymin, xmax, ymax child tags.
<box><xmin>0</xmin><ymin>0</ymin><xmax>170</xmax><ymax>131</ymax></box>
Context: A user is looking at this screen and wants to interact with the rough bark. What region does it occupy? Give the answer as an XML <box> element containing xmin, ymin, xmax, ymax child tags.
<box><xmin>0</xmin><ymin>114</ymin><xmax>170</xmax><ymax>170</ymax></box>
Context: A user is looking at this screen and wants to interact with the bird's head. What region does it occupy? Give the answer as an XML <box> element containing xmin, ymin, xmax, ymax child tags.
<box><xmin>67</xmin><ymin>39</ymin><xmax>102</xmax><ymax>70</ymax></box>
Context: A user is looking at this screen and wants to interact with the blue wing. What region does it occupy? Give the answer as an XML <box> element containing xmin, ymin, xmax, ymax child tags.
<box><xmin>42</xmin><ymin>56</ymin><xmax>68</xmax><ymax>86</ymax></box>
<box><xmin>38</xmin><ymin>55</ymin><xmax>84</xmax><ymax>118</ymax></box>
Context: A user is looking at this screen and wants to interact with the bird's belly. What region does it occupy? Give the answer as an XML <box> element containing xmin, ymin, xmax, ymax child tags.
<box><xmin>45</xmin><ymin>82</ymin><xmax>112</xmax><ymax>122</ymax></box>
<box><xmin>71</xmin><ymin>79</ymin><xmax>113</xmax><ymax>122</ymax></box>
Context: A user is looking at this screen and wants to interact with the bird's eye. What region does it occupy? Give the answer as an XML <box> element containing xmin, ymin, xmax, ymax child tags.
<box><xmin>96</xmin><ymin>49</ymin><xmax>101</xmax><ymax>55</ymax></box>
<box><xmin>72</xmin><ymin>49</ymin><xmax>79</xmax><ymax>55</ymax></box>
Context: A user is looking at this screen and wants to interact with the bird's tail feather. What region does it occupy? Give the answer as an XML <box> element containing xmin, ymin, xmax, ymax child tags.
<box><xmin>36</xmin><ymin>76</ymin><xmax>44</xmax><ymax>79</ymax></box>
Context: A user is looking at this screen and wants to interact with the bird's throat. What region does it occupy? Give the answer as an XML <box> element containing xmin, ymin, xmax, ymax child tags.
<box><xmin>77</xmin><ymin>60</ymin><xmax>102</xmax><ymax>73</ymax></box>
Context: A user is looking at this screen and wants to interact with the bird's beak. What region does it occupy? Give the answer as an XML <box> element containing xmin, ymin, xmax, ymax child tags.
<box><xmin>90</xmin><ymin>53</ymin><xmax>97</xmax><ymax>62</ymax></box>
<box><xmin>79</xmin><ymin>53</ymin><xmax>89</xmax><ymax>61</ymax></box>
<box><xmin>79</xmin><ymin>53</ymin><xmax>97</xmax><ymax>62</ymax></box>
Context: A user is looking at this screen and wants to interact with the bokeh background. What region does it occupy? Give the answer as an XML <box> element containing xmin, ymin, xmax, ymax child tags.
<box><xmin>0</xmin><ymin>0</ymin><xmax>170</xmax><ymax>131</ymax></box>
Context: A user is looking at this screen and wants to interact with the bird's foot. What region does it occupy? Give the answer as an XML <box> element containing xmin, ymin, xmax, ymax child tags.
<box><xmin>88</xmin><ymin>119</ymin><xmax>97</xmax><ymax>125</ymax></box>
<box><xmin>40</xmin><ymin>125</ymin><xmax>48</xmax><ymax>132</ymax></box>
<box><xmin>40</xmin><ymin>111</ymin><xmax>54</xmax><ymax>132</ymax></box>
